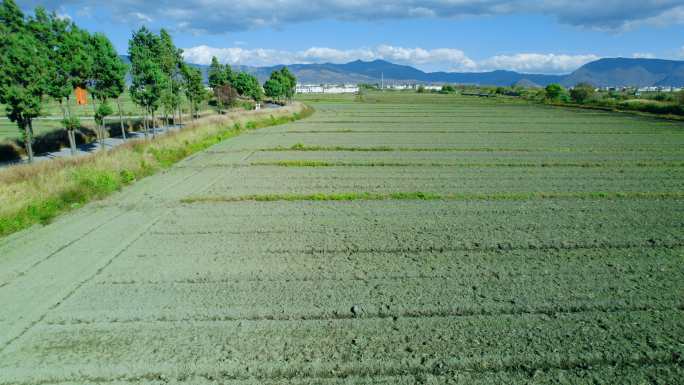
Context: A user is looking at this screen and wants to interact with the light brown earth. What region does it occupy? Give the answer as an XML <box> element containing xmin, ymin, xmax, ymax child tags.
<box><xmin>0</xmin><ymin>93</ymin><xmax>683</xmax><ymax>384</ymax></box>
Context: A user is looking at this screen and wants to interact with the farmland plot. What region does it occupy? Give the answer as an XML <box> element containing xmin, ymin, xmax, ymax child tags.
<box><xmin>0</xmin><ymin>93</ymin><xmax>683</xmax><ymax>384</ymax></box>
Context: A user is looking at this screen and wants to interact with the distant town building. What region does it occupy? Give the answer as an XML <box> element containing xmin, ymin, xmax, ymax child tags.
<box><xmin>423</xmin><ymin>85</ymin><xmax>443</xmax><ymax>91</ymax></box>
<box><xmin>296</xmin><ymin>84</ymin><xmax>359</xmax><ymax>94</ymax></box>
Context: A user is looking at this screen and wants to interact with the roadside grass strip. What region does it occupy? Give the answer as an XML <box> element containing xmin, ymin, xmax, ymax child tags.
<box><xmin>181</xmin><ymin>191</ymin><xmax>684</xmax><ymax>203</ymax></box>
<box><xmin>249</xmin><ymin>160</ymin><xmax>684</xmax><ymax>168</ymax></box>
<box><xmin>0</xmin><ymin>104</ymin><xmax>313</xmax><ymax>238</ymax></box>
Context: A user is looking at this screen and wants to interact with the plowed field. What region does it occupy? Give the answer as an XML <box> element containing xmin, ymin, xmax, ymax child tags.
<box><xmin>1</xmin><ymin>93</ymin><xmax>683</xmax><ymax>384</ymax></box>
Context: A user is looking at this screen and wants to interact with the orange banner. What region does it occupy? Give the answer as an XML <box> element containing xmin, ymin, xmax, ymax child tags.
<box><xmin>75</xmin><ymin>87</ymin><xmax>87</xmax><ymax>105</ymax></box>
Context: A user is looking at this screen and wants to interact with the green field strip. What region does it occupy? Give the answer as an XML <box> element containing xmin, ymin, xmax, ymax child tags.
<box><xmin>212</xmin><ymin>145</ymin><xmax>684</xmax><ymax>154</ymax></box>
<box><xmin>248</xmin><ymin>160</ymin><xmax>684</xmax><ymax>168</ymax></box>
<box><xmin>259</xmin><ymin>145</ymin><xmax>535</xmax><ymax>152</ymax></box>
<box><xmin>282</xmin><ymin>129</ymin><xmax>684</xmax><ymax>135</ymax></box>
<box><xmin>181</xmin><ymin>191</ymin><xmax>684</xmax><ymax>203</ymax></box>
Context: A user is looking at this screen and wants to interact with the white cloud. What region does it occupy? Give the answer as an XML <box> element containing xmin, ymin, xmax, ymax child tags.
<box><xmin>632</xmin><ymin>52</ymin><xmax>656</xmax><ymax>59</ymax></box>
<box><xmin>27</xmin><ymin>1</ymin><xmax>684</xmax><ymax>33</ymax></box>
<box><xmin>183</xmin><ymin>45</ymin><xmax>597</xmax><ymax>74</ymax></box>
<box><xmin>478</xmin><ymin>53</ymin><xmax>600</xmax><ymax>74</ymax></box>
<box><xmin>130</xmin><ymin>12</ymin><xmax>152</xmax><ymax>23</ymax></box>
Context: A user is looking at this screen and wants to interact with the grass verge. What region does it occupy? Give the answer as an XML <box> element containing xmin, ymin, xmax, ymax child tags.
<box><xmin>181</xmin><ymin>191</ymin><xmax>684</xmax><ymax>204</ymax></box>
<box><xmin>0</xmin><ymin>103</ymin><xmax>313</xmax><ymax>238</ymax></box>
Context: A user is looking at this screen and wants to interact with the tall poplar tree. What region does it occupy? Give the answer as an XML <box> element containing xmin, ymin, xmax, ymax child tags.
<box><xmin>181</xmin><ymin>64</ymin><xmax>205</xmax><ymax>120</ymax></box>
<box><xmin>89</xmin><ymin>33</ymin><xmax>127</xmax><ymax>145</ymax></box>
<box><xmin>129</xmin><ymin>27</ymin><xmax>167</xmax><ymax>138</ymax></box>
<box><xmin>158</xmin><ymin>29</ymin><xmax>184</xmax><ymax>126</ymax></box>
<box><xmin>208</xmin><ymin>56</ymin><xmax>226</xmax><ymax>90</ymax></box>
<box><xmin>0</xmin><ymin>0</ymin><xmax>50</xmax><ymax>162</ymax></box>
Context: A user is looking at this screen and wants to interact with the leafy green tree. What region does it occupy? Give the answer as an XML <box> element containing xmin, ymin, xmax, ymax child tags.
<box><xmin>88</xmin><ymin>33</ymin><xmax>127</xmax><ymax>143</ymax></box>
<box><xmin>570</xmin><ymin>82</ymin><xmax>595</xmax><ymax>104</ymax></box>
<box><xmin>234</xmin><ymin>72</ymin><xmax>263</xmax><ymax>102</ymax></box>
<box><xmin>276</xmin><ymin>67</ymin><xmax>296</xmax><ymax>101</ymax></box>
<box><xmin>208</xmin><ymin>56</ymin><xmax>227</xmax><ymax>89</ymax></box>
<box><xmin>129</xmin><ymin>26</ymin><xmax>167</xmax><ymax>138</ymax></box>
<box><xmin>181</xmin><ymin>64</ymin><xmax>205</xmax><ymax>119</ymax></box>
<box><xmin>440</xmin><ymin>85</ymin><xmax>456</xmax><ymax>94</ymax></box>
<box><xmin>0</xmin><ymin>0</ymin><xmax>23</xmax><ymax>33</ymax></box>
<box><xmin>26</xmin><ymin>10</ymin><xmax>93</xmax><ymax>154</ymax></box>
<box><xmin>677</xmin><ymin>90</ymin><xmax>684</xmax><ymax>106</ymax></box>
<box><xmin>94</xmin><ymin>102</ymin><xmax>113</xmax><ymax>147</ymax></box>
<box><xmin>263</xmin><ymin>78</ymin><xmax>284</xmax><ymax>101</ymax></box>
<box><xmin>158</xmin><ymin>29</ymin><xmax>184</xmax><ymax>125</ymax></box>
<box><xmin>545</xmin><ymin>84</ymin><xmax>564</xmax><ymax>100</ymax></box>
<box><xmin>0</xmin><ymin>1</ymin><xmax>50</xmax><ymax>162</ymax></box>
<box><xmin>224</xmin><ymin>64</ymin><xmax>236</xmax><ymax>86</ymax></box>
<box><xmin>27</xmin><ymin>7</ymin><xmax>75</xmax><ymax>153</ymax></box>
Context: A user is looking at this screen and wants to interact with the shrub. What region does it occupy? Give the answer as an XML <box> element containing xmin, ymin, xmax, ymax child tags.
<box><xmin>545</xmin><ymin>84</ymin><xmax>564</xmax><ymax>100</ymax></box>
<box><xmin>570</xmin><ymin>83</ymin><xmax>595</xmax><ymax>104</ymax></box>
<box><xmin>440</xmin><ymin>85</ymin><xmax>456</xmax><ymax>94</ymax></box>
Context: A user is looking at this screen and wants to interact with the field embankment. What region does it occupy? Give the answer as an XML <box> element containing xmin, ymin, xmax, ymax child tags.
<box><xmin>0</xmin><ymin>103</ymin><xmax>311</xmax><ymax>237</ymax></box>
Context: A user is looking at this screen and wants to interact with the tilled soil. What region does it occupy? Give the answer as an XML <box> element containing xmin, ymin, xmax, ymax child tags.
<box><xmin>1</xmin><ymin>93</ymin><xmax>683</xmax><ymax>384</ymax></box>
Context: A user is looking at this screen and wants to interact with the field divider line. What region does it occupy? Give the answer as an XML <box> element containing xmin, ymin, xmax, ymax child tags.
<box><xmin>42</xmin><ymin>304</ymin><xmax>684</xmax><ymax>326</ymax></box>
<box><xmin>278</xmin><ymin>129</ymin><xmax>684</xmax><ymax>135</ymax></box>
<box><xmin>180</xmin><ymin>191</ymin><xmax>684</xmax><ymax>204</ymax></box>
<box><xmin>248</xmin><ymin>160</ymin><xmax>684</xmax><ymax>168</ymax></box>
<box><xmin>112</xmin><ymin>242</ymin><xmax>684</xmax><ymax>257</ymax></box>
<box><xmin>0</xmin><ymin>215</ymin><xmax>162</xmax><ymax>355</ymax></box>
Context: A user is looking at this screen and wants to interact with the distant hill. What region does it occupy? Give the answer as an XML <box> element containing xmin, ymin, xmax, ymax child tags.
<box><xmin>561</xmin><ymin>58</ymin><xmax>684</xmax><ymax>87</ymax></box>
<box><xmin>121</xmin><ymin>55</ymin><xmax>684</xmax><ymax>88</ymax></box>
<box><xmin>513</xmin><ymin>79</ymin><xmax>543</xmax><ymax>88</ymax></box>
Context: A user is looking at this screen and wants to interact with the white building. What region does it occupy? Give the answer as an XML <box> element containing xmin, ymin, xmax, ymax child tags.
<box><xmin>296</xmin><ymin>84</ymin><xmax>360</xmax><ymax>94</ymax></box>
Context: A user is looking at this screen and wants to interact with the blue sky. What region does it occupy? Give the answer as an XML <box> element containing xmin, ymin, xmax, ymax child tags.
<box><xmin>17</xmin><ymin>0</ymin><xmax>684</xmax><ymax>74</ymax></box>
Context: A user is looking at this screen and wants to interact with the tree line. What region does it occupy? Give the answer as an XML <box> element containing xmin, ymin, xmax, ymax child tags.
<box><xmin>0</xmin><ymin>0</ymin><xmax>206</xmax><ymax>162</ymax></box>
<box><xmin>0</xmin><ymin>0</ymin><xmax>299</xmax><ymax>163</ymax></box>
<box><xmin>207</xmin><ymin>55</ymin><xmax>297</xmax><ymax>112</ymax></box>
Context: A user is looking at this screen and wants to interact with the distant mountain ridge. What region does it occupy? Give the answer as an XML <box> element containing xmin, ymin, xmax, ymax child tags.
<box><xmin>120</xmin><ymin>56</ymin><xmax>684</xmax><ymax>87</ymax></box>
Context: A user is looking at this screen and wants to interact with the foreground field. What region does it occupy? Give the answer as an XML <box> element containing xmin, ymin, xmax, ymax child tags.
<box><xmin>0</xmin><ymin>93</ymin><xmax>682</xmax><ymax>384</ymax></box>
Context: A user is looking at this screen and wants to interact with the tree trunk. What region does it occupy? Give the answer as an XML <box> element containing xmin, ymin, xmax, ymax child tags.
<box><xmin>117</xmin><ymin>98</ymin><xmax>126</xmax><ymax>141</ymax></box>
<box><xmin>59</xmin><ymin>100</ymin><xmax>77</xmax><ymax>156</ymax></box>
<box><xmin>90</xmin><ymin>100</ymin><xmax>101</xmax><ymax>149</ymax></box>
<box><xmin>64</xmin><ymin>97</ymin><xmax>78</xmax><ymax>155</ymax></box>
<box><xmin>151</xmin><ymin>109</ymin><xmax>156</xmax><ymax>138</ymax></box>
<box><xmin>25</xmin><ymin>118</ymin><xmax>34</xmax><ymax>163</ymax></box>
<box><xmin>143</xmin><ymin>109</ymin><xmax>149</xmax><ymax>138</ymax></box>
<box><xmin>178</xmin><ymin>105</ymin><xmax>182</xmax><ymax>126</ymax></box>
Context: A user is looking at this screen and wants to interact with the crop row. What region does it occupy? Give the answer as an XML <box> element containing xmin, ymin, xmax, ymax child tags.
<box><xmin>2</xmin><ymin>310</ymin><xmax>681</xmax><ymax>384</ymax></box>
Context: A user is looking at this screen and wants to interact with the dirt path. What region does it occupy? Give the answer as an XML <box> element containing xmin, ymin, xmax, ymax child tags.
<box><xmin>0</xmin><ymin>94</ymin><xmax>682</xmax><ymax>384</ymax></box>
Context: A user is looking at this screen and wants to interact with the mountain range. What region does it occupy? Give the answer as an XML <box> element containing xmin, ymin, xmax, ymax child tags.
<box><xmin>121</xmin><ymin>56</ymin><xmax>684</xmax><ymax>88</ymax></box>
